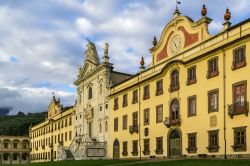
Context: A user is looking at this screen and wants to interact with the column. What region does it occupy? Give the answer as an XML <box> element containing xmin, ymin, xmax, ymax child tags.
<box><xmin>0</xmin><ymin>153</ymin><xmax>2</xmax><ymax>166</ymax></box>
<box><xmin>10</xmin><ymin>153</ymin><xmax>12</xmax><ymax>165</ymax></box>
<box><xmin>19</xmin><ymin>153</ymin><xmax>22</xmax><ymax>164</ymax></box>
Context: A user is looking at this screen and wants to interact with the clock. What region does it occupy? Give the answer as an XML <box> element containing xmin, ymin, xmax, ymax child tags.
<box><xmin>169</xmin><ymin>34</ymin><xmax>182</xmax><ymax>56</ymax></box>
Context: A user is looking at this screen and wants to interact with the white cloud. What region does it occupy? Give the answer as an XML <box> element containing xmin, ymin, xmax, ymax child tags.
<box><xmin>75</xmin><ymin>17</ymin><xmax>95</xmax><ymax>36</ymax></box>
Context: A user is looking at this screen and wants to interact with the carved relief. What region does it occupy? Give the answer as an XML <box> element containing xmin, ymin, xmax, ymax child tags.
<box><xmin>210</xmin><ymin>115</ymin><xmax>217</xmax><ymax>127</ymax></box>
<box><xmin>84</xmin><ymin>105</ymin><xmax>94</xmax><ymax>122</ymax></box>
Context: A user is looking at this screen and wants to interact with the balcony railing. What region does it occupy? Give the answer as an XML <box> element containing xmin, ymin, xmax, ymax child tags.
<box><xmin>228</xmin><ymin>101</ymin><xmax>249</xmax><ymax>118</ymax></box>
<box><xmin>129</xmin><ymin>125</ymin><xmax>139</xmax><ymax>134</ymax></box>
<box><xmin>163</xmin><ymin>116</ymin><xmax>181</xmax><ymax>128</ymax></box>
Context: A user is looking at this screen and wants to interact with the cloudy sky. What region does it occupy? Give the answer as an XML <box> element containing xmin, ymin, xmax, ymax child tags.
<box><xmin>0</xmin><ymin>0</ymin><xmax>249</xmax><ymax>114</ymax></box>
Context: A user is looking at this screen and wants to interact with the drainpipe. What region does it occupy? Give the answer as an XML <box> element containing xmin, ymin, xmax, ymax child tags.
<box><xmin>222</xmin><ymin>48</ymin><xmax>227</xmax><ymax>159</ymax></box>
<box><xmin>138</xmin><ymin>75</ymin><xmax>142</xmax><ymax>160</ymax></box>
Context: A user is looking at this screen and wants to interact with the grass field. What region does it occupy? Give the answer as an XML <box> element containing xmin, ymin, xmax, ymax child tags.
<box><xmin>12</xmin><ymin>159</ymin><xmax>250</xmax><ymax>166</ymax></box>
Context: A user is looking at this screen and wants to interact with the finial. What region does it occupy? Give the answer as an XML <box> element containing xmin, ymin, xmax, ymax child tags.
<box><xmin>103</xmin><ymin>42</ymin><xmax>110</xmax><ymax>63</ymax></box>
<box><xmin>201</xmin><ymin>4</ymin><xmax>207</xmax><ymax>17</ymax></box>
<box><xmin>152</xmin><ymin>36</ymin><xmax>157</xmax><ymax>46</ymax></box>
<box><xmin>174</xmin><ymin>0</ymin><xmax>181</xmax><ymax>17</ymax></box>
<box><xmin>140</xmin><ymin>56</ymin><xmax>145</xmax><ymax>71</ymax></box>
<box><xmin>224</xmin><ymin>7</ymin><xmax>231</xmax><ymax>22</ymax></box>
<box><xmin>52</xmin><ymin>92</ymin><xmax>55</xmax><ymax>98</ymax></box>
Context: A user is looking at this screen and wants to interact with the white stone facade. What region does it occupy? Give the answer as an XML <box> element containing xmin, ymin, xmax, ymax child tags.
<box><xmin>71</xmin><ymin>41</ymin><xmax>131</xmax><ymax>159</ymax></box>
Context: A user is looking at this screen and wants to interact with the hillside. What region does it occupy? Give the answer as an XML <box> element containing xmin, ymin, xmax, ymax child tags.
<box><xmin>0</xmin><ymin>111</ymin><xmax>47</xmax><ymax>136</ymax></box>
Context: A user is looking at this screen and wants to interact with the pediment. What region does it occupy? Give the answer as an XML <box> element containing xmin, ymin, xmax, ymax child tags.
<box><xmin>79</xmin><ymin>60</ymin><xmax>98</xmax><ymax>78</ymax></box>
<box><xmin>151</xmin><ymin>15</ymin><xmax>212</xmax><ymax>65</ymax></box>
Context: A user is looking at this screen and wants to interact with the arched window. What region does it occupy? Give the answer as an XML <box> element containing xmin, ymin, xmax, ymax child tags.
<box><xmin>88</xmin><ymin>87</ymin><xmax>93</xmax><ymax>100</ymax></box>
<box><xmin>170</xmin><ymin>70</ymin><xmax>179</xmax><ymax>91</ymax></box>
<box><xmin>170</xmin><ymin>99</ymin><xmax>179</xmax><ymax>121</ymax></box>
<box><xmin>105</xmin><ymin>121</ymin><xmax>108</xmax><ymax>132</ymax></box>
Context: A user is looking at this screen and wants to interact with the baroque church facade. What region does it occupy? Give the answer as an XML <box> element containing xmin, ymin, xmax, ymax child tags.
<box><xmin>70</xmin><ymin>41</ymin><xmax>131</xmax><ymax>159</ymax></box>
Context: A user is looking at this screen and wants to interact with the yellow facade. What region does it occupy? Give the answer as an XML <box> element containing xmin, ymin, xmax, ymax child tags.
<box><xmin>29</xmin><ymin>96</ymin><xmax>74</xmax><ymax>162</ymax></box>
<box><xmin>109</xmin><ymin>9</ymin><xmax>250</xmax><ymax>159</ymax></box>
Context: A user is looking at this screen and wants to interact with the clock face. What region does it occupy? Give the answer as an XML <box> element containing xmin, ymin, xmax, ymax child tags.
<box><xmin>169</xmin><ymin>34</ymin><xmax>182</xmax><ymax>56</ymax></box>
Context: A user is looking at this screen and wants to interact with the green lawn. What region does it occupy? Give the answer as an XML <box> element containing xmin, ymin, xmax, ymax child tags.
<box><xmin>13</xmin><ymin>159</ymin><xmax>250</xmax><ymax>166</ymax></box>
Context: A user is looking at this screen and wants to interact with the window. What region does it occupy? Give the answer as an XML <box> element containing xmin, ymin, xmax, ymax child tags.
<box><xmin>122</xmin><ymin>141</ymin><xmax>128</xmax><ymax>156</ymax></box>
<box><xmin>232</xmin><ymin>46</ymin><xmax>246</xmax><ymax>70</ymax></box>
<box><xmin>170</xmin><ymin>100</ymin><xmax>180</xmax><ymax>124</ymax></box>
<box><xmin>13</xmin><ymin>143</ymin><xmax>18</xmax><ymax>149</ymax></box>
<box><xmin>156</xmin><ymin>79</ymin><xmax>163</xmax><ymax>96</ymax></box>
<box><xmin>105</xmin><ymin>121</ymin><xmax>108</xmax><ymax>132</ymax></box>
<box><xmin>155</xmin><ymin>137</ymin><xmax>163</xmax><ymax>154</ymax></box>
<box><xmin>88</xmin><ymin>122</ymin><xmax>92</xmax><ymax>138</ymax></box>
<box><xmin>132</xmin><ymin>140</ymin><xmax>138</xmax><ymax>156</ymax></box>
<box><xmin>3</xmin><ymin>153</ymin><xmax>8</xmax><ymax>160</ymax></box>
<box><xmin>187</xmin><ymin>66</ymin><xmax>196</xmax><ymax>85</ymax></box>
<box><xmin>132</xmin><ymin>90</ymin><xmax>138</xmax><ymax>104</ymax></box>
<box><xmin>187</xmin><ymin>133</ymin><xmax>197</xmax><ymax>153</ymax></box>
<box><xmin>207</xmin><ymin>57</ymin><xmax>219</xmax><ymax>78</ymax></box>
<box><xmin>69</xmin><ymin>117</ymin><xmax>72</xmax><ymax>126</ymax></box>
<box><xmin>122</xmin><ymin>115</ymin><xmax>128</xmax><ymax>130</ymax></box>
<box><xmin>122</xmin><ymin>94</ymin><xmax>128</xmax><ymax>107</ymax></box>
<box><xmin>208</xmin><ymin>89</ymin><xmax>219</xmax><ymax>113</ymax></box>
<box><xmin>61</xmin><ymin>120</ymin><xmax>64</xmax><ymax>128</ymax></box>
<box><xmin>144</xmin><ymin>108</ymin><xmax>150</xmax><ymax>125</ymax></box>
<box><xmin>69</xmin><ymin>131</ymin><xmax>72</xmax><ymax>141</ymax></box>
<box><xmin>143</xmin><ymin>139</ymin><xmax>150</xmax><ymax>155</ymax></box>
<box><xmin>114</xmin><ymin>98</ymin><xmax>119</xmax><ymax>110</ymax></box>
<box><xmin>65</xmin><ymin>119</ymin><xmax>68</xmax><ymax>127</ymax></box>
<box><xmin>114</xmin><ymin>118</ymin><xmax>118</xmax><ymax>132</ymax></box>
<box><xmin>88</xmin><ymin>87</ymin><xmax>93</xmax><ymax>100</ymax></box>
<box><xmin>229</xmin><ymin>81</ymin><xmax>248</xmax><ymax>116</ymax></box>
<box><xmin>65</xmin><ymin>132</ymin><xmax>67</xmax><ymax>141</ymax></box>
<box><xmin>143</xmin><ymin>85</ymin><xmax>150</xmax><ymax>100</ymax></box>
<box><xmin>105</xmin><ymin>104</ymin><xmax>108</xmax><ymax>109</ymax></box>
<box><xmin>99</xmin><ymin>83</ymin><xmax>102</xmax><ymax>94</ymax></box>
<box><xmin>170</xmin><ymin>70</ymin><xmax>179</xmax><ymax>92</ymax></box>
<box><xmin>129</xmin><ymin>112</ymin><xmax>138</xmax><ymax>134</ymax></box>
<box><xmin>188</xmin><ymin>95</ymin><xmax>196</xmax><ymax>116</ymax></box>
<box><xmin>4</xmin><ymin>143</ymin><xmax>8</xmax><ymax>149</ymax></box>
<box><xmin>156</xmin><ymin>105</ymin><xmax>163</xmax><ymax>123</ymax></box>
<box><xmin>132</xmin><ymin>112</ymin><xmax>138</xmax><ymax>126</ymax></box>
<box><xmin>208</xmin><ymin>130</ymin><xmax>219</xmax><ymax>152</ymax></box>
<box><xmin>233</xmin><ymin>127</ymin><xmax>246</xmax><ymax>152</ymax></box>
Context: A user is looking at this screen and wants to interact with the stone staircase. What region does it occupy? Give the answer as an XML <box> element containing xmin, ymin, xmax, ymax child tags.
<box><xmin>57</xmin><ymin>135</ymin><xmax>107</xmax><ymax>161</ymax></box>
